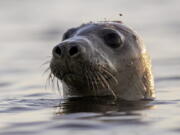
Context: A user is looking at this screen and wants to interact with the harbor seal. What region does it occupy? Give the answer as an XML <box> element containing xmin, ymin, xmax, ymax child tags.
<box><xmin>50</xmin><ymin>21</ymin><xmax>155</xmax><ymax>100</ymax></box>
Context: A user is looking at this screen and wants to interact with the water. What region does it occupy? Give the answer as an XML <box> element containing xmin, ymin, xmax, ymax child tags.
<box><xmin>0</xmin><ymin>0</ymin><xmax>180</xmax><ymax>135</ymax></box>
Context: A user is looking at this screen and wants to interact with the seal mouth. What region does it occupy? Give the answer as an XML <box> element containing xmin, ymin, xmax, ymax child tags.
<box><xmin>61</xmin><ymin>72</ymin><xmax>80</xmax><ymax>80</ymax></box>
<box><xmin>61</xmin><ymin>72</ymin><xmax>74</xmax><ymax>79</ymax></box>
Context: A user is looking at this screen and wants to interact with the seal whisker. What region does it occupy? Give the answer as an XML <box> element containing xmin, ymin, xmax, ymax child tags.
<box><xmin>85</xmin><ymin>64</ymin><xmax>97</xmax><ymax>96</ymax></box>
<box><xmin>85</xmin><ymin>73</ymin><xmax>91</xmax><ymax>91</ymax></box>
<box><xmin>43</xmin><ymin>67</ymin><xmax>50</xmax><ymax>75</ymax></box>
<box><xmin>96</xmin><ymin>72</ymin><xmax>109</xmax><ymax>89</ymax></box>
<box><xmin>51</xmin><ymin>65</ymin><xmax>59</xmax><ymax>90</ymax></box>
<box><xmin>56</xmin><ymin>78</ymin><xmax>60</xmax><ymax>91</ymax></box>
<box><xmin>41</xmin><ymin>60</ymin><xmax>50</xmax><ymax>66</ymax></box>
<box><xmin>97</xmin><ymin>72</ymin><xmax>117</xmax><ymax>98</ymax></box>
<box><xmin>45</xmin><ymin>72</ymin><xmax>51</xmax><ymax>90</ymax></box>
<box><xmin>94</xmin><ymin>72</ymin><xmax>106</xmax><ymax>89</ymax></box>
<box><xmin>100</xmin><ymin>66</ymin><xmax>118</xmax><ymax>84</ymax></box>
<box><xmin>89</xmin><ymin>69</ymin><xmax>98</xmax><ymax>90</ymax></box>
<box><xmin>51</xmin><ymin>74</ymin><xmax>55</xmax><ymax>90</ymax></box>
<box><xmin>88</xmin><ymin>71</ymin><xmax>97</xmax><ymax>96</ymax></box>
<box><xmin>46</xmin><ymin>71</ymin><xmax>56</xmax><ymax>91</ymax></box>
<box><xmin>91</xmin><ymin>72</ymin><xmax>99</xmax><ymax>95</ymax></box>
<box><xmin>56</xmin><ymin>77</ymin><xmax>63</xmax><ymax>96</ymax></box>
<box><xmin>84</xmin><ymin>67</ymin><xmax>92</xmax><ymax>93</ymax></box>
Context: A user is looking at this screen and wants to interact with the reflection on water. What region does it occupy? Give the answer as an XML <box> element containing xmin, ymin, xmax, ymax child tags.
<box><xmin>51</xmin><ymin>97</ymin><xmax>155</xmax><ymax>130</ymax></box>
<box><xmin>0</xmin><ymin>0</ymin><xmax>180</xmax><ymax>135</ymax></box>
<box><xmin>56</xmin><ymin>97</ymin><xmax>154</xmax><ymax>114</ymax></box>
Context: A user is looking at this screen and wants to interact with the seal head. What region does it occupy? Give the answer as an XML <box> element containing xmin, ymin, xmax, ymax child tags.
<box><xmin>50</xmin><ymin>21</ymin><xmax>155</xmax><ymax>100</ymax></box>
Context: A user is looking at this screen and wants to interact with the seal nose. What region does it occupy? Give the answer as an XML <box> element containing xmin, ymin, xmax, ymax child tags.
<box><xmin>52</xmin><ymin>42</ymin><xmax>81</xmax><ymax>58</ymax></box>
<box><xmin>69</xmin><ymin>46</ymin><xmax>79</xmax><ymax>56</ymax></box>
<box><xmin>53</xmin><ymin>46</ymin><xmax>62</xmax><ymax>56</ymax></box>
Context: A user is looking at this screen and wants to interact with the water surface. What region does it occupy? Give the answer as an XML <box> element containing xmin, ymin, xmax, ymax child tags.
<box><xmin>0</xmin><ymin>0</ymin><xmax>180</xmax><ymax>135</ymax></box>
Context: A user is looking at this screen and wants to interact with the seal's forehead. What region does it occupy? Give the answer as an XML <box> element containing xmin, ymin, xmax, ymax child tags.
<box><xmin>74</xmin><ymin>23</ymin><xmax>104</xmax><ymax>35</ymax></box>
<box><xmin>73</xmin><ymin>22</ymin><xmax>137</xmax><ymax>36</ymax></box>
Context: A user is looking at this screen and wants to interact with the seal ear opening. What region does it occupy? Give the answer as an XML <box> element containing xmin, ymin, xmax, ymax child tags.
<box><xmin>62</xmin><ymin>28</ymin><xmax>77</xmax><ymax>41</ymax></box>
<box><xmin>101</xmin><ymin>29</ymin><xmax>123</xmax><ymax>49</ymax></box>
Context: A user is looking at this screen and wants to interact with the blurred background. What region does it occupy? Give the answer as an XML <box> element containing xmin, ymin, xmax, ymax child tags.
<box><xmin>0</xmin><ymin>0</ymin><xmax>180</xmax><ymax>135</ymax></box>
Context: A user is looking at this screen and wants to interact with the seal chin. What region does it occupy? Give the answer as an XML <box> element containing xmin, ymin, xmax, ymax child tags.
<box><xmin>60</xmin><ymin>71</ymin><xmax>84</xmax><ymax>86</ymax></box>
<box><xmin>61</xmin><ymin>72</ymin><xmax>75</xmax><ymax>80</ymax></box>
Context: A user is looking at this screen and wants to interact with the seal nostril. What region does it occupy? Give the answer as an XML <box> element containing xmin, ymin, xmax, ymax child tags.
<box><xmin>69</xmin><ymin>46</ymin><xmax>79</xmax><ymax>56</ymax></box>
<box><xmin>54</xmin><ymin>46</ymin><xmax>61</xmax><ymax>56</ymax></box>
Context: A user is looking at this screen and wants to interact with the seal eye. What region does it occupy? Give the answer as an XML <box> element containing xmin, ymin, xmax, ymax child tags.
<box><xmin>102</xmin><ymin>29</ymin><xmax>123</xmax><ymax>48</ymax></box>
<box><xmin>62</xmin><ymin>28</ymin><xmax>77</xmax><ymax>41</ymax></box>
